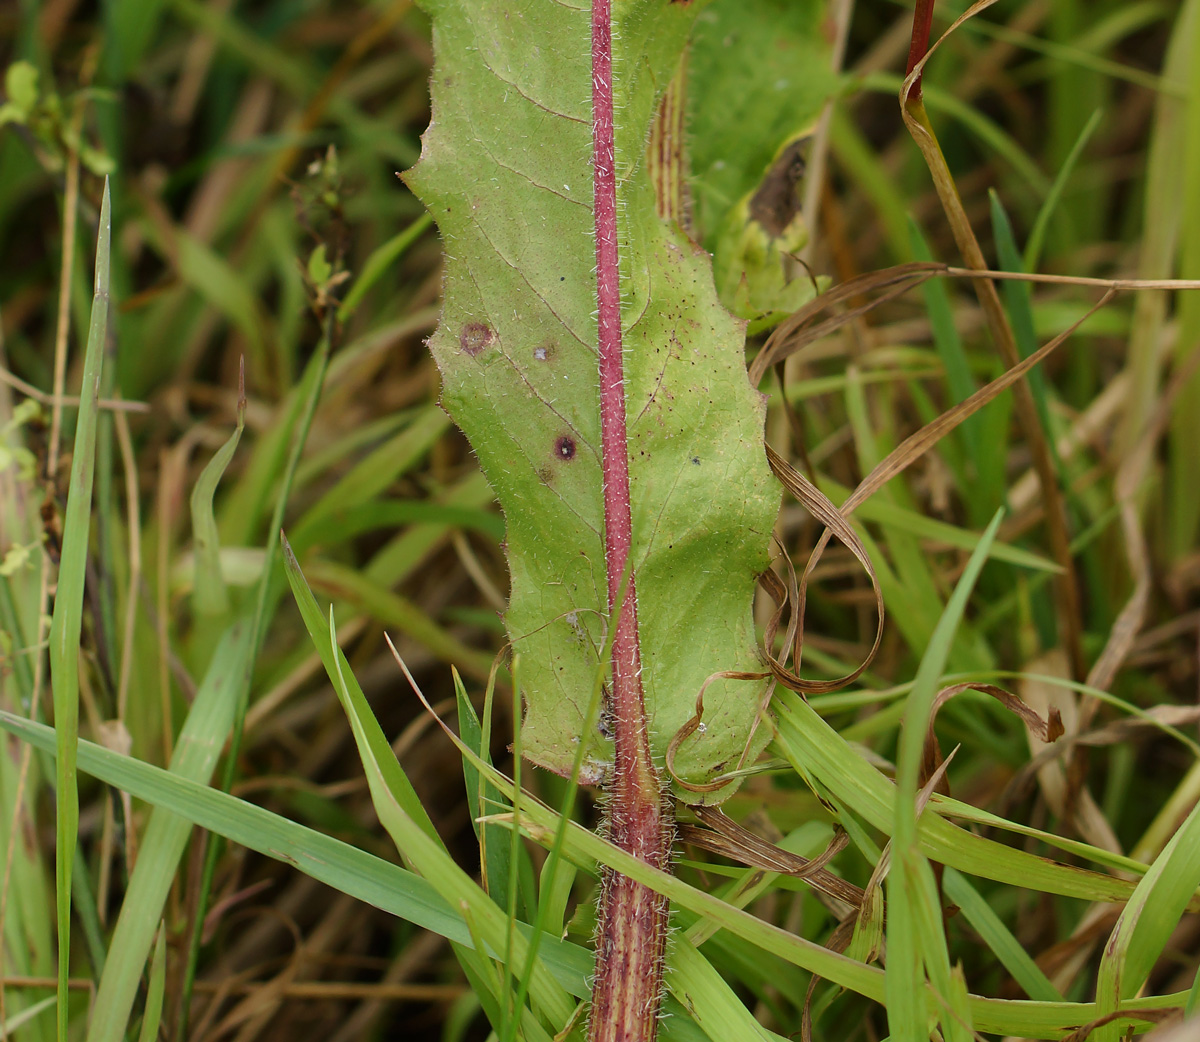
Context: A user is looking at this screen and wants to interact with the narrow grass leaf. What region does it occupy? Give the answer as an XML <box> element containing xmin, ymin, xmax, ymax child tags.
<box><xmin>85</xmin><ymin>622</ymin><xmax>252</xmax><ymax>1042</ymax></box>
<box><xmin>282</xmin><ymin>540</ymin><xmax>438</xmax><ymax>846</ymax></box>
<box><xmin>668</xmin><ymin>935</ymin><xmax>776</xmax><ymax>1042</ymax></box>
<box><xmin>189</xmin><ymin>363</ymin><xmax>245</xmax><ymax>618</ymax></box>
<box><xmin>288</xmin><ymin>403</ymin><xmax>450</xmax><ymax>548</ymax></box>
<box><xmin>328</xmin><ymin>616</ymin><xmax>575</xmax><ymax>1035</ymax></box>
<box><xmin>454</xmin><ymin>668</ymin><xmax>513</xmax><ymax>904</ymax></box>
<box><xmin>285</xmin><ymin>548</ymin><xmax>575</xmax><ymax>1032</ymax></box>
<box><xmin>338</xmin><ymin>212</ymin><xmax>433</xmax><ymax>322</ymax></box>
<box><xmin>818</xmin><ymin>473</ymin><xmax>1057</xmax><ymax>572</ymax></box>
<box><xmin>135</xmin><ymin>926</ymin><xmax>167</xmax><ymax>1042</ymax></box>
<box><xmin>887</xmin><ymin>510</ymin><xmax>1001</xmax><ymax>1042</ymax></box>
<box><xmin>1169</xmin><ymin>0</ymin><xmax>1200</xmax><ymax>555</ymax></box>
<box><xmin>48</xmin><ymin>178</ymin><xmax>109</xmax><ymax>1042</ymax></box>
<box><xmin>1024</xmin><ymin>108</ymin><xmax>1104</xmax><ymax>273</ymax></box>
<box><xmin>1093</xmin><ymin>797</ymin><xmax>1200</xmax><ymax>1041</ymax></box>
<box><xmin>772</xmin><ymin>689</ymin><xmax>1136</xmax><ymax>903</ymax></box>
<box><xmin>301</xmin><ymin>557</ymin><xmax>494</xmax><ymax>678</ymax></box>
<box><xmin>991</xmin><ymin>194</ymin><xmax>1058</xmax><ymax>462</ymax></box>
<box><xmin>942</xmin><ymin>868</ymin><xmax>1062</xmax><ymax>1002</ymax></box>
<box><xmin>0</xmin><ymin>995</ymin><xmax>56</xmax><ymax>1036</ymax></box>
<box><xmin>909</xmin><ymin>220</ymin><xmax>978</xmax><ymax>443</ymax></box>
<box><xmin>0</xmin><ymin>711</ymin><xmax>593</xmax><ymax>987</ymax></box>
<box><xmin>3</xmin><ymin>711</ymin><xmax>1188</xmax><ymax>1038</ymax></box>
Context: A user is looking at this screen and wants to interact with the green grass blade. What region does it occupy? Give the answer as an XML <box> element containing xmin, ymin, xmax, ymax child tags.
<box><xmin>772</xmin><ymin>691</ymin><xmax>1136</xmax><ymax>903</ymax></box>
<box><xmin>815</xmin><ymin>473</ymin><xmax>1054</xmax><ymax>573</ymax></box>
<box><xmin>454</xmin><ymin>668</ymin><xmax>516</xmax><ymax>907</ymax></box>
<box><xmin>85</xmin><ymin>622</ymin><xmax>252</xmax><ymax>1042</ymax></box>
<box><xmin>1120</xmin><ymin>0</ymin><xmax>1194</xmax><ymax>462</ymax></box>
<box><xmin>0</xmin><ymin>709</ymin><xmax>593</xmax><ymax>995</ymax></box>
<box><xmin>0</xmin><ymin>995</ymin><xmax>57</xmax><ymax>1036</ymax></box>
<box><xmin>189</xmin><ymin>369</ymin><xmax>245</xmax><ymax>618</ymax></box>
<box><xmin>284</xmin><ymin>545</ymin><xmax>580</xmax><ymax>1032</ymax></box>
<box><xmin>338</xmin><ymin>212</ymin><xmax>433</xmax><ymax>322</ymax></box>
<box><xmin>3</xmin><ymin>709</ymin><xmax>1189</xmax><ymax>1039</ymax></box>
<box><xmin>326</xmin><ymin>610</ymin><xmax>576</xmax><ymax>1034</ymax></box>
<box><xmin>1169</xmin><ymin>0</ymin><xmax>1200</xmax><ymax>556</ymax></box>
<box><xmin>177</xmin><ymin>316</ymin><xmax>333</xmax><ymax>1041</ymax></box>
<box><xmin>668</xmin><ymin>936</ymin><xmax>776</xmax><ymax>1042</ymax></box>
<box><xmin>887</xmin><ymin>510</ymin><xmax>1002</xmax><ymax>1042</ymax></box>
<box><xmin>1023</xmin><ymin>108</ymin><xmax>1104</xmax><ymax>273</ymax></box>
<box><xmin>300</xmin><ymin>557</ymin><xmax>494</xmax><ymax>678</ymax></box>
<box><xmin>47</xmin><ymin>177</ymin><xmax>110</xmax><ymax>1042</ymax></box>
<box><xmin>287</xmin><ymin>403</ymin><xmax>450</xmax><ymax>550</ymax></box>
<box><xmin>942</xmin><ymin>869</ymin><xmax>1062</xmax><ymax>1002</ymax></box>
<box><xmin>1094</xmin><ymin>797</ymin><xmax>1200</xmax><ymax>1041</ymax></box>
<box><xmin>282</xmin><ymin>542</ymin><xmax>439</xmax><ymax>846</ymax></box>
<box><xmin>991</xmin><ymin>194</ymin><xmax>1059</xmax><ymax>457</ymax></box>
<box><xmin>135</xmin><ymin>926</ymin><xmax>167</xmax><ymax>1042</ymax></box>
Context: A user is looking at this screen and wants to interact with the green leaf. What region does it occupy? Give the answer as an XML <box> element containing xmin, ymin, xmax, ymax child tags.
<box><xmin>85</xmin><ymin>623</ymin><xmax>252</xmax><ymax>1042</ymax></box>
<box><xmin>135</xmin><ymin>927</ymin><xmax>167</xmax><ymax>1042</ymax></box>
<box><xmin>688</xmin><ymin>0</ymin><xmax>838</xmax><ymax>248</ymax></box>
<box><xmin>48</xmin><ymin>178</ymin><xmax>110</xmax><ymax>1042</ymax></box>
<box><xmin>2</xmin><ymin>709</ymin><xmax>1186</xmax><ymax>1040</ymax></box>
<box><xmin>406</xmin><ymin>0</ymin><xmax>779</xmax><ymax>802</ymax></box>
<box><xmin>306</xmin><ymin>243</ymin><xmax>332</xmax><ymax>287</ymax></box>
<box><xmin>189</xmin><ymin>379</ymin><xmax>246</xmax><ymax>618</ymax></box>
<box><xmin>886</xmin><ymin>511</ymin><xmax>1002</xmax><ymax>1042</ymax></box>
<box><xmin>4</xmin><ymin>61</ymin><xmax>38</xmax><ymax>117</ymax></box>
<box><xmin>284</xmin><ymin>543</ymin><xmax>578</xmax><ymax>1036</ymax></box>
<box><xmin>1093</xmin><ymin>797</ymin><xmax>1200</xmax><ymax>1041</ymax></box>
<box><xmin>455</xmin><ymin>669</ymin><xmax>520</xmax><ymax>910</ymax></box>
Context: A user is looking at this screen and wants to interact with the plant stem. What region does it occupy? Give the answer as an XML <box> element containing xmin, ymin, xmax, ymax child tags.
<box><xmin>906</xmin><ymin>0</ymin><xmax>937</xmax><ymax>96</ymax></box>
<box><xmin>589</xmin><ymin>3</ymin><xmax>672</xmax><ymax>1041</ymax></box>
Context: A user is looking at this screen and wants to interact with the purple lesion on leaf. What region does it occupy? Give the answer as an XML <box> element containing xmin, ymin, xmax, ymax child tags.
<box><xmin>555</xmin><ymin>435</ymin><xmax>576</xmax><ymax>461</ymax></box>
<box><xmin>459</xmin><ymin>322</ymin><xmax>496</xmax><ymax>356</ymax></box>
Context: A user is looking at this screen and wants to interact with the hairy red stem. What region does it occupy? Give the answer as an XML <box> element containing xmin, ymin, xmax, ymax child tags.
<box><xmin>589</xmin><ymin>2</ymin><xmax>672</xmax><ymax>1040</ymax></box>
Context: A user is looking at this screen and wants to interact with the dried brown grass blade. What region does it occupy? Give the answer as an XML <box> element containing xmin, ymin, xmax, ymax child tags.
<box><xmin>763</xmin><ymin>291</ymin><xmax>1113</xmax><ymax>694</ymax></box>
<box><xmin>749</xmin><ymin>261</ymin><xmax>943</xmax><ymax>386</ymax></box>
<box><xmin>1060</xmin><ymin>1008</ymin><xmax>1181</xmax><ymax>1042</ymax></box>
<box><xmin>682</xmin><ymin>805</ymin><xmax>863</xmax><ymax>909</ymax></box>
<box><xmin>920</xmin><ymin>683</ymin><xmax>1064</xmax><ymax>795</ymax></box>
<box><xmin>900</xmin><ymin>0</ymin><xmax>1085</xmax><ymax>680</ymax></box>
<box><xmin>765</xmin><ymin>444</ymin><xmax>884</xmax><ymax>693</ymax></box>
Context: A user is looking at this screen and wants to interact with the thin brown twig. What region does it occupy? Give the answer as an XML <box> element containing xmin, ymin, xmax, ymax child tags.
<box><xmin>0</xmin><ymin>365</ymin><xmax>149</xmax><ymax>413</ymax></box>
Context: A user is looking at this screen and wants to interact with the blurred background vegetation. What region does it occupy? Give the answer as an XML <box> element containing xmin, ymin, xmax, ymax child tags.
<box><xmin>2</xmin><ymin>0</ymin><xmax>1199</xmax><ymax>1040</ymax></box>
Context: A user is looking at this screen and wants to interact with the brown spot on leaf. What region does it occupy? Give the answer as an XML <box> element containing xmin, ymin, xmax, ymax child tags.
<box><xmin>750</xmin><ymin>136</ymin><xmax>812</xmax><ymax>237</ymax></box>
<box><xmin>459</xmin><ymin>322</ymin><xmax>495</xmax><ymax>356</ymax></box>
<box><xmin>555</xmin><ymin>436</ymin><xmax>576</xmax><ymax>461</ymax></box>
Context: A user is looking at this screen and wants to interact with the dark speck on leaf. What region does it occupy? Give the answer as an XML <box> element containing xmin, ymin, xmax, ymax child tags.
<box><xmin>555</xmin><ymin>436</ymin><xmax>576</xmax><ymax>461</ymax></box>
<box><xmin>691</xmin><ymin>456</ymin><xmax>700</xmax><ymax>465</ymax></box>
<box><xmin>459</xmin><ymin>322</ymin><xmax>495</xmax><ymax>356</ymax></box>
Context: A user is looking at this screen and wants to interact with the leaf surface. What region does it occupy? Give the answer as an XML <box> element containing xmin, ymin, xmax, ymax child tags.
<box><xmin>407</xmin><ymin>0</ymin><xmax>779</xmax><ymax>799</ymax></box>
